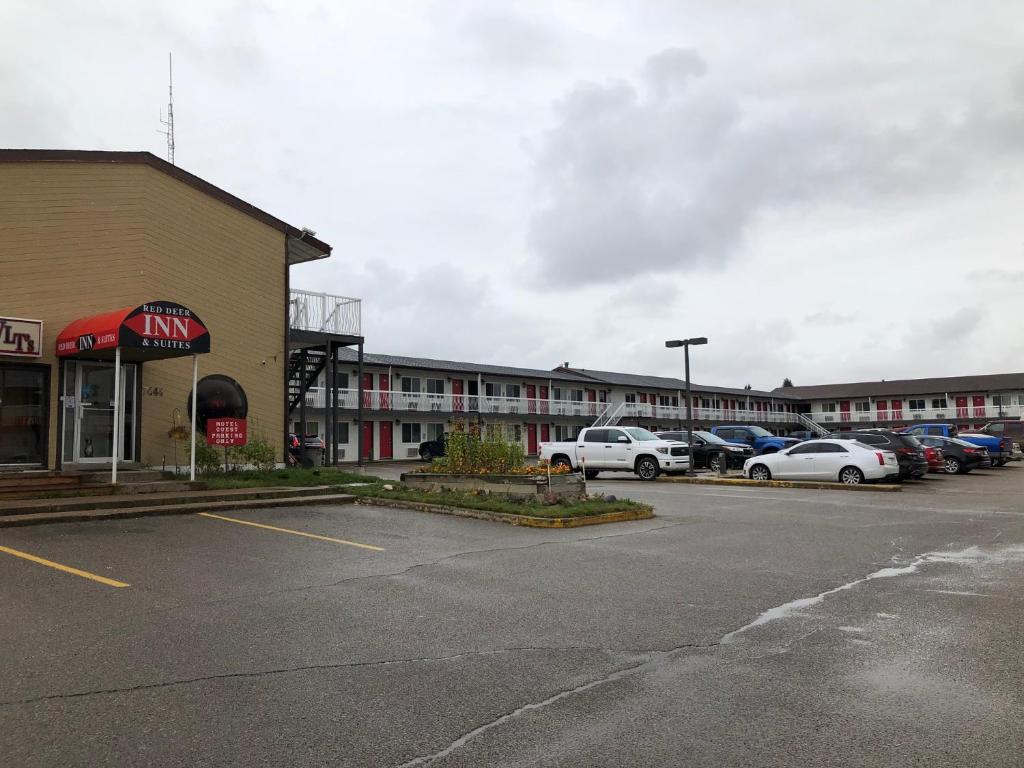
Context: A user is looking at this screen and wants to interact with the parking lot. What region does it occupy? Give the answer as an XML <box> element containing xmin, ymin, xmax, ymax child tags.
<box><xmin>2</xmin><ymin>465</ymin><xmax>1023</xmax><ymax>767</ymax></box>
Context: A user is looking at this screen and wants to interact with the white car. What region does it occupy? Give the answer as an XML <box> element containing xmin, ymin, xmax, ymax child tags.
<box><xmin>742</xmin><ymin>438</ymin><xmax>899</xmax><ymax>484</ymax></box>
<box><xmin>538</xmin><ymin>426</ymin><xmax>690</xmax><ymax>480</ymax></box>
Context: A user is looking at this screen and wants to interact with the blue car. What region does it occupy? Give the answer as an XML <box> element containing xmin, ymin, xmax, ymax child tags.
<box><xmin>710</xmin><ymin>425</ymin><xmax>801</xmax><ymax>455</ymax></box>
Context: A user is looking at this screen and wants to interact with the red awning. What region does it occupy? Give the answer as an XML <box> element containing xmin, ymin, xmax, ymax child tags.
<box><xmin>56</xmin><ymin>301</ymin><xmax>211</xmax><ymax>360</ymax></box>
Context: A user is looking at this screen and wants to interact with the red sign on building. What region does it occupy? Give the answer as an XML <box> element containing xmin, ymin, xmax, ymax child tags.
<box><xmin>206</xmin><ymin>418</ymin><xmax>247</xmax><ymax>447</ymax></box>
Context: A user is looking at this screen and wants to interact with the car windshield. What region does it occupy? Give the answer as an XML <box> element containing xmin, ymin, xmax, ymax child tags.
<box><xmin>852</xmin><ymin>441</ymin><xmax>876</xmax><ymax>451</ymax></box>
<box><xmin>625</xmin><ymin>427</ymin><xmax>659</xmax><ymax>441</ymax></box>
<box><xmin>695</xmin><ymin>431</ymin><xmax>728</xmax><ymax>444</ymax></box>
<box><xmin>747</xmin><ymin>426</ymin><xmax>773</xmax><ymax>437</ymax></box>
<box><xmin>898</xmin><ymin>434</ymin><xmax>923</xmax><ymax>448</ymax></box>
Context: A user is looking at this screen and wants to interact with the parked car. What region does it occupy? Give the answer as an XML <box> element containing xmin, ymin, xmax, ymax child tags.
<box><xmin>901</xmin><ymin>423</ymin><xmax>1012</xmax><ymax>466</ymax></box>
<box><xmin>914</xmin><ymin>435</ymin><xmax>991</xmax><ymax>473</ymax></box>
<box><xmin>539</xmin><ymin>426</ymin><xmax>690</xmax><ymax>480</ymax></box>
<box><xmin>829</xmin><ymin>428</ymin><xmax>929</xmax><ymax>480</ymax></box>
<box><xmin>654</xmin><ymin>430</ymin><xmax>754</xmax><ymax>471</ymax></box>
<box><xmin>418</xmin><ymin>434</ymin><xmax>447</xmax><ymax>461</ymax></box>
<box><xmin>978</xmin><ymin>420</ymin><xmax>1024</xmax><ymax>461</ymax></box>
<box><xmin>787</xmin><ymin>430</ymin><xmax>816</xmax><ymax>441</ymax></box>
<box><xmin>709</xmin><ymin>425</ymin><xmax>801</xmax><ymax>455</ymax></box>
<box><xmin>743</xmin><ymin>439</ymin><xmax>900</xmax><ymax>484</ymax></box>
<box><xmin>921</xmin><ymin>445</ymin><xmax>945</xmax><ymax>473</ymax></box>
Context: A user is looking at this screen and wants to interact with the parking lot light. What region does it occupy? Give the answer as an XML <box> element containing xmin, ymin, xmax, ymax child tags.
<box><xmin>665</xmin><ymin>337</ymin><xmax>709</xmax><ymax>476</ymax></box>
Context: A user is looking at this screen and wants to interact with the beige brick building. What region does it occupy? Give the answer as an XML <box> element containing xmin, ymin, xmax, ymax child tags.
<box><xmin>0</xmin><ymin>150</ymin><xmax>357</xmax><ymax>472</ymax></box>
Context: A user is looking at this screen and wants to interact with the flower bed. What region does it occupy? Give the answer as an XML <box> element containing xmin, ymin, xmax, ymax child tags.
<box><xmin>401</xmin><ymin>471</ymin><xmax>584</xmax><ymax>500</ymax></box>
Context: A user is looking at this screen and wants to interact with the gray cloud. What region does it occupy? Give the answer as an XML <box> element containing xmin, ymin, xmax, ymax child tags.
<box><xmin>804</xmin><ymin>310</ymin><xmax>855</xmax><ymax>326</ymax></box>
<box><xmin>527</xmin><ymin>47</ymin><xmax>1024</xmax><ymax>286</ymax></box>
<box><xmin>457</xmin><ymin>8</ymin><xmax>564</xmax><ymax>69</ymax></box>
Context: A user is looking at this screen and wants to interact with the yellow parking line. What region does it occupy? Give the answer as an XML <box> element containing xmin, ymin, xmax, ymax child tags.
<box><xmin>0</xmin><ymin>545</ymin><xmax>129</xmax><ymax>588</ymax></box>
<box><xmin>197</xmin><ymin>513</ymin><xmax>384</xmax><ymax>551</ymax></box>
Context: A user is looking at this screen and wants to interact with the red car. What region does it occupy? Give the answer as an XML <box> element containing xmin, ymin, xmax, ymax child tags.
<box><xmin>922</xmin><ymin>445</ymin><xmax>945</xmax><ymax>473</ymax></box>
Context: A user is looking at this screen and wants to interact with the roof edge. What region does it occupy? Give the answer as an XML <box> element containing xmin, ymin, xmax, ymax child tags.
<box><xmin>0</xmin><ymin>149</ymin><xmax>332</xmax><ymax>257</ymax></box>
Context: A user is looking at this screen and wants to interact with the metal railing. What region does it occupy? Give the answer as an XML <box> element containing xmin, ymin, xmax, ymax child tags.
<box><xmin>289</xmin><ymin>289</ymin><xmax>361</xmax><ymax>335</ymax></box>
<box><xmin>301</xmin><ymin>388</ymin><xmax>810</xmax><ymax>425</ymax></box>
<box><xmin>810</xmin><ymin>404</ymin><xmax>1023</xmax><ymax>425</ymax></box>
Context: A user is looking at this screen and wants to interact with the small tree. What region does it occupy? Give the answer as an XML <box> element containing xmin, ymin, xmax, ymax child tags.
<box><xmin>781</xmin><ymin>378</ymin><xmax>794</xmax><ymax>388</ymax></box>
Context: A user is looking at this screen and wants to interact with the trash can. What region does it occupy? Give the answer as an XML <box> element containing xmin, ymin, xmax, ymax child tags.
<box><xmin>301</xmin><ymin>446</ymin><xmax>323</xmax><ymax>468</ymax></box>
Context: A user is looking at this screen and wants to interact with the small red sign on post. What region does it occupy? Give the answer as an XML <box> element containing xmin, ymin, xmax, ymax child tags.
<box><xmin>206</xmin><ymin>418</ymin><xmax>247</xmax><ymax>447</ymax></box>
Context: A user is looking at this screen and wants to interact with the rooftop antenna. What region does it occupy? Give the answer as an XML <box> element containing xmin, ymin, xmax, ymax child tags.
<box><xmin>158</xmin><ymin>53</ymin><xmax>175</xmax><ymax>164</ymax></box>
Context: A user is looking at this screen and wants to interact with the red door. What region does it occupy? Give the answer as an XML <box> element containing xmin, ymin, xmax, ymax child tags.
<box><xmin>955</xmin><ymin>396</ymin><xmax>968</xmax><ymax>419</ymax></box>
<box><xmin>540</xmin><ymin>424</ymin><xmax>550</xmax><ymax>443</ymax></box>
<box><xmin>526</xmin><ymin>384</ymin><xmax>537</xmax><ymax>414</ymax></box>
<box><xmin>586</xmin><ymin>389</ymin><xmax>597</xmax><ymax>416</ymax></box>
<box><xmin>452</xmin><ymin>379</ymin><xmax>464</xmax><ymax>412</ymax></box>
<box><xmin>527</xmin><ymin>424</ymin><xmax>538</xmax><ymax>456</ymax></box>
<box><xmin>379</xmin><ymin>373</ymin><xmax>390</xmax><ymax>410</ymax></box>
<box><xmin>361</xmin><ymin>421</ymin><xmax>374</xmax><ymax>460</ymax></box>
<box><xmin>362</xmin><ymin>373</ymin><xmax>374</xmax><ymax>409</ymax></box>
<box><xmin>539</xmin><ymin>386</ymin><xmax>549</xmax><ymax>415</ymax></box>
<box><xmin>876</xmin><ymin>400</ymin><xmax>888</xmax><ymax>422</ymax></box>
<box><xmin>840</xmin><ymin>400</ymin><xmax>850</xmax><ymax>423</ymax></box>
<box><xmin>972</xmin><ymin>395</ymin><xmax>986</xmax><ymax>418</ymax></box>
<box><xmin>379</xmin><ymin>421</ymin><xmax>393</xmax><ymax>459</ymax></box>
<box><xmin>891</xmin><ymin>399</ymin><xmax>903</xmax><ymax>421</ymax></box>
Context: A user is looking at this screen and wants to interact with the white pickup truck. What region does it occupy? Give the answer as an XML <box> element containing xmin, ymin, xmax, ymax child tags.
<box><xmin>539</xmin><ymin>426</ymin><xmax>690</xmax><ymax>480</ymax></box>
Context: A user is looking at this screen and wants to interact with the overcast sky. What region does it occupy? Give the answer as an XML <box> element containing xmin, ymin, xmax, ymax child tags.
<box><xmin>4</xmin><ymin>1</ymin><xmax>1024</xmax><ymax>389</ymax></box>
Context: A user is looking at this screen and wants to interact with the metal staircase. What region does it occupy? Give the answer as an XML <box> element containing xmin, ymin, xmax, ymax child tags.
<box><xmin>796</xmin><ymin>412</ymin><xmax>830</xmax><ymax>437</ymax></box>
<box><xmin>591</xmin><ymin>402</ymin><xmax>625</xmax><ymax>428</ymax></box>
<box><xmin>287</xmin><ymin>348</ymin><xmax>328</xmax><ymax>412</ymax></box>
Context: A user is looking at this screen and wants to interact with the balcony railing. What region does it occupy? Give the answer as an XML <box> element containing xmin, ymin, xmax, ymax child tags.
<box><xmin>300</xmin><ymin>388</ymin><xmax>806</xmax><ymax>424</ymax></box>
<box><xmin>290</xmin><ymin>288</ymin><xmax>361</xmax><ymax>336</ymax></box>
<box><xmin>810</xmin><ymin>405</ymin><xmax>1022</xmax><ymax>425</ymax></box>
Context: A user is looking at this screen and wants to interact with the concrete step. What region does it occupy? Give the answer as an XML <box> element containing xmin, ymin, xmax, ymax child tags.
<box><xmin>0</xmin><ymin>475</ymin><xmax>82</xmax><ymax>495</ymax></box>
<box><xmin>0</xmin><ymin>480</ymin><xmax>206</xmax><ymax>501</ymax></box>
<box><xmin>0</xmin><ymin>486</ymin><xmax>334</xmax><ymax>517</ymax></box>
<box><xmin>78</xmin><ymin>470</ymin><xmax>168</xmax><ymax>485</ymax></box>
<box><xmin>0</xmin><ymin>493</ymin><xmax>357</xmax><ymax>528</ymax></box>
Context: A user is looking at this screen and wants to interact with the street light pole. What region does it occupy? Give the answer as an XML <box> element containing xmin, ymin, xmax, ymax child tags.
<box><xmin>684</xmin><ymin>343</ymin><xmax>693</xmax><ymax>475</ymax></box>
<box><xmin>666</xmin><ymin>337</ymin><xmax>708</xmax><ymax>477</ymax></box>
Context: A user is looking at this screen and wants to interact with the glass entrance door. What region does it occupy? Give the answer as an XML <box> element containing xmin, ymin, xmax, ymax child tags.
<box><xmin>62</xmin><ymin>361</ymin><xmax>137</xmax><ymax>464</ymax></box>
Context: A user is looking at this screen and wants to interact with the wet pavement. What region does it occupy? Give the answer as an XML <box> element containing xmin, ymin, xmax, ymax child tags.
<box><xmin>1</xmin><ymin>466</ymin><xmax>1022</xmax><ymax>766</ymax></box>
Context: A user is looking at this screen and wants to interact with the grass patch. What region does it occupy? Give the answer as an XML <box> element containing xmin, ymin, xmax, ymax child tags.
<box><xmin>198</xmin><ymin>467</ymin><xmax>382</xmax><ymax>489</ymax></box>
<box><xmin>346</xmin><ymin>484</ymin><xmax>651</xmax><ymax>519</ymax></box>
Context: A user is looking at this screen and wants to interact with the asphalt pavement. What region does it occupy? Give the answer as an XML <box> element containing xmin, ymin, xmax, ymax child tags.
<box><xmin>1</xmin><ymin>466</ymin><xmax>1022</xmax><ymax>766</ymax></box>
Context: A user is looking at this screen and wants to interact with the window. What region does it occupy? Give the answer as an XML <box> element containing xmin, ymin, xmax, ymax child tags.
<box><xmin>931</xmin><ymin>398</ymin><xmax>947</xmax><ymax>409</ymax></box>
<box><xmin>854</xmin><ymin>401</ymin><xmax>870</xmax><ymax>412</ymax></box>
<box><xmin>789</xmin><ymin>442</ymin><xmax>823</xmax><ymax>454</ymax></box>
<box><xmin>333</xmin><ymin>371</ymin><xmax>350</xmax><ymax>389</ymax></box>
<box><xmin>992</xmin><ymin>395</ymin><xmax>1006</xmax><ymax>406</ymax></box>
<box><xmin>908</xmin><ymin>399</ymin><xmax>925</xmax><ymax>410</ymax></box>
<box><xmin>485</xmin><ymin>382</ymin><xmax>500</xmax><ymax>397</ymax></box>
<box><xmin>858</xmin><ymin>434</ymin><xmax>887</xmax><ymax>445</ymax></box>
<box><xmin>659</xmin><ymin>395</ymin><xmax>672</xmax><ymax>406</ymax></box>
<box><xmin>671</xmin><ymin>396</ymin><xmax>679</xmax><ymax>407</ymax></box>
<box><xmin>700</xmin><ymin>398</ymin><xmax>711</xmax><ymax>408</ymax></box>
<box><xmin>625</xmin><ymin>394</ymin><xmax>637</xmax><ymax>404</ymax></box>
<box><xmin>606</xmin><ymin>429</ymin><xmax>628</xmax><ymax>442</ymax></box>
<box><xmin>401</xmin><ymin>377</ymin><xmax>421</xmax><ymax>393</ymax></box>
<box><xmin>506</xmin><ymin>384</ymin><xmax>521</xmax><ymax>399</ymax></box>
<box><xmin>426</xmin><ymin>379</ymin><xmax>444</xmax><ymax>395</ymax></box>
<box><xmin>570</xmin><ymin>389</ymin><xmax>583</xmax><ymax>402</ymax></box>
<box><xmin>401</xmin><ymin>423</ymin><xmax>422</xmax><ymax>443</ymax></box>
<box><xmin>821</xmin><ymin>403</ymin><xmax>837</xmax><ymax>413</ymax></box>
<box><xmin>426</xmin><ymin>423</ymin><xmax>445</xmax><ymax>441</ymax></box>
<box><xmin>334</xmin><ymin>423</ymin><xmax>349</xmax><ymax>444</ymax></box>
<box><xmin>584</xmin><ymin>429</ymin><xmax>608</xmax><ymax>442</ymax></box>
<box><xmin>292</xmin><ymin>421</ymin><xmax>318</xmax><ymax>436</ymax></box>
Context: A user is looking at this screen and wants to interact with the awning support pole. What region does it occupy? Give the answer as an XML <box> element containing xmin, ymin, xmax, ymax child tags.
<box><xmin>112</xmin><ymin>346</ymin><xmax>121</xmax><ymax>485</ymax></box>
<box><xmin>190</xmin><ymin>354</ymin><xmax>198</xmax><ymax>482</ymax></box>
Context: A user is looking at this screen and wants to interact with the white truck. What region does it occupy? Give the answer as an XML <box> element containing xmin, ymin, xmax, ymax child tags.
<box><xmin>539</xmin><ymin>426</ymin><xmax>690</xmax><ymax>480</ymax></box>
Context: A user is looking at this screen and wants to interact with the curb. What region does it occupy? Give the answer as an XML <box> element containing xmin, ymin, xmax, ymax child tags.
<box><xmin>354</xmin><ymin>497</ymin><xmax>655</xmax><ymax>527</ymax></box>
<box><xmin>657</xmin><ymin>475</ymin><xmax>902</xmax><ymax>492</ymax></box>
<box><xmin>0</xmin><ymin>494</ymin><xmax>357</xmax><ymax>528</ymax></box>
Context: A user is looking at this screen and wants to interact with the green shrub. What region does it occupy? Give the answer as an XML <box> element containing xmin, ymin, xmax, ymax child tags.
<box><xmin>185</xmin><ymin>439</ymin><xmax>223</xmax><ymax>474</ymax></box>
<box><xmin>431</xmin><ymin>422</ymin><xmax>526</xmax><ymax>474</ymax></box>
<box><xmin>230</xmin><ymin>433</ymin><xmax>277</xmax><ymax>471</ymax></box>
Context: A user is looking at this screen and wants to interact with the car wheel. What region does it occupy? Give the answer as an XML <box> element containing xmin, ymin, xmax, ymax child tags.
<box><xmin>420</xmin><ymin>448</ymin><xmax>433</xmax><ymax>462</ymax></box>
<box><xmin>750</xmin><ymin>464</ymin><xmax>771</xmax><ymax>481</ymax></box>
<box><xmin>552</xmin><ymin>456</ymin><xmax>572</xmax><ymax>471</ymax></box>
<box><xmin>708</xmin><ymin>453</ymin><xmax>723</xmax><ymax>472</ymax></box>
<box><xmin>839</xmin><ymin>466</ymin><xmax>864</xmax><ymax>485</ymax></box>
<box><xmin>636</xmin><ymin>457</ymin><xmax>659</xmax><ymax>481</ymax></box>
<box><xmin>761</xmin><ymin>447</ymin><xmax>778</xmax><ymax>454</ymax></box>
<box><xmin>584</xmin><ymin>469</ymin><xmax>599</xmax><ymax>480</ymax></box>
<box><xmin>944</xmin><ymin>456</ymin><xmax>961</xmax><ymax>474</ymax></box>
<box><xmin>996</xmin><ymin>459</ymin><xmax>1008</xmax><ymax>467</ymax></box>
